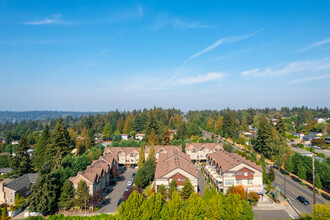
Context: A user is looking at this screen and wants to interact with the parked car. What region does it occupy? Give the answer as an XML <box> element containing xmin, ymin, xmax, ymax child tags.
<box><xmin>297</xmin><ymin>196</ymin><xmax>310</xmax><ymax>205</ymax></box>
<box><xmin>127</xmin><ymin>181</ymin><xmax>133</xmax><ymax>186</ymax></box>
<box><xmin>131</xmin><ymin>177</ymin><xmax>134</xmax><ymax>181</ymax></box>
<box><xmin>117</xmin><ymin>198</ymin><xmax>123</xmax><ymax>206</ymax></box>
<box><xmin>132</xmin><ymin>173</ymin><xmax>136</xmax><ymax>177</ymax></box>
<box><xmin>273</xmin><ymin>164</ymin><xmax>279</xmax><ymax>169</ymax></box>
<box><xmin>313</xmin><ymin>145</ymin><xmax>321</xmax><ymax>149</ymax></box>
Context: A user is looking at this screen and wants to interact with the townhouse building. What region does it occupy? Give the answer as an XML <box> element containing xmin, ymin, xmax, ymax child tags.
<box><xmin>0</xmin><ymin>173</ymin><xmax>38</xmax><ymax>205</ymax></box>
<box><xmin>69</xmin><ymin>154</ymin><xmax>117</xmax><ymax>196</ymax></box>
<box><xmin>155</xmin><ymin>148</ymin><xmax>198</xmax><ymax>192</ymax></box>
<box><xmin>103</xmin><ymin>147</ymin><xmax>140</xmax><ymax>168</ymax></box>
<box><xmin>205</xmin><ymin>150</ymin><xmax>264</xmax><ymax>195</ymax></box>
<box><xmin>185</xmin><ymin>143</ymin><xmax>223</xmax><ymax>164</ymax></box>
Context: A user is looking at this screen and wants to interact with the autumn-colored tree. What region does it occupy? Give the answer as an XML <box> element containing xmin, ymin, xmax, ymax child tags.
<box><xmin>215</xmin><ymin>116</ymin><xmax>223</xmax><ymax>135</ymax></box>
<box><xmin>162</xmin><ymin>128</ymin><xmax>171</xmax><ymax>145</ymax></box>
<box><xmin>76</xmin><ymin>127</ymin><xmax>92</xmax><ymax>155</ymax></box>
<box><xmin>116</xmin><ymin>117</ymin><xmax>124</xmax><ymax>133</ymax></box>
<box><xmin>229</xmin><ymin>185</ymin><xmax>246</xmax><ymax>200</ymax></box>
<box><xmin>248</xmin><ymin>192</ymin><xmax>260</xmax><ymax>205</ymax></box>
<box><xmin>147</xmin><ymin>129</ymin><xmax>159</xmax><ymax>145</ymax></box>
<box><xmin>138</xmin><ymin>144</ymin><xmax>145</xmax><ymax>168</ymax></box>
<box><xmin>123</xmin><ymin>114</ymin><xmax>135</xmax><ymax>134</ymax></box>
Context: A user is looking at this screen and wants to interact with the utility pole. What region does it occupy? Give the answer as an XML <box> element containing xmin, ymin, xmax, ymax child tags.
<box><xmin>312</xmin><ymin>155</ymin><xmax>316</xmax><ymax>211</ymax></box>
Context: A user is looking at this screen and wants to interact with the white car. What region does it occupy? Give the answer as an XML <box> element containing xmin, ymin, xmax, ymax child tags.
<box><xmin>127</xmin><ymin>181</ymin><xmax>133</xmax><ymax>186</ymax></box>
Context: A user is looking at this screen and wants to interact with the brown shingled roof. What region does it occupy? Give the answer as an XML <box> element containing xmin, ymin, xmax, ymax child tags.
<box><xmin>103</xmin><ymin>147</ymin><xmax>140</xmax><ymax>155</ymax></box>
<box><xmin>207</xmin><ymin>150</ymin><xmax>262</xmax><ymax>173</ymax></box>
<box><xmin>155</xmin><ymin>151</ymin><xmax>197</xmax><ymax>179</ymax></box>
<box><xmin>185</xmin><ymin>143</ymin><xmax>223</xmax><ymax>150</ymax></box>
<box><xmin>145</xmin><ymin>145</ymin><xmax>182</xmax><ymax>154</ymax></box>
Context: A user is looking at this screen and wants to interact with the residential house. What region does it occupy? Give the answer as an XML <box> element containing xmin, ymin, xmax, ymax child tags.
<box><xmin>121</xmin><ymin>134</ymin><xmax>129</xmax><ymax>140</ymax></box>
<box><xmin>185</xmin><ymin>143</ymin><xmax>223</xmax><ymax>164</ymax></box>
<box><xmin>135</xmin><ymin>133</ymin><xmax>145</xmax><ymax>141</ymax></box>
<box><xmin>325</xmin><ymin>136</ymin><xmax>330</xmax><ymax>144</ymax></box>
<box><xmin>155</xmin><ymin>149</ymin><xmax>198</xmax><ymax>192</ymax></box>
<box><xmin>11</xmin><ymin>141</ymin><xmax>19</xmax><ymax>145</ymax></box>
<box><xmin>205</xmin><ymin>150</ymin><xmax>264</xmax><ymax>194</ymax></box>
<box><xmin>0</xmin><ymin>173</ymin><xmax>38</xmax><ymax>205</ymax></box>
<box><xmin>144</xmin><ymin>145</ymin><xmax>182</xmax><ymax>162</ymax></box>
<box><xmin>308</xmin><ymin>132</ymin><xmax>323</xmax><ymax>137</ymax></box>
<box><xmin>101</xmin><ymin>141</ymin><xmax>112</xmax><ymax>147</ymax></box>
<box><xmin>0</xmin><ymin>168</ymin><xmax>12</xmax><ymax>176</ymax></box>
<box><xmin>69</xmin><ymin>155</ymin><xmax>116</xmax><ymax>196</ymax></box>
<box><xmin>103</xmin><ymin>147</ymin><xmax>140</xmax><ymax>168</ymax></box>
<box><xmin>291</xmin><ymin>147</ymin><xmax>314</xmax><ymax>157</ymax></box>
<box><xmin>317</xmin><ymin>118</ymin><xmax>326</xmax><ymax>123</ymax></box>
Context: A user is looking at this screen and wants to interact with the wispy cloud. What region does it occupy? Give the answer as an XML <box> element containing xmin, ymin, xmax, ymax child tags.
<box><xmin>184</xmin><ymin>30</ymin><xmax>262</xmax><ymax>63</ymax></box>
<box><xmin>292</xmin><ymin>74</ymin><xmax>330</xmax><ymax>84</ymax></box>
<box><xmin>241</xmin><ymin>59</ymin><xmax>330</xmax><ymax>77</ymax></box>
<box><xmin>152</xmin><ymin>14</ymin><xmax>215</xmax><ymax>31</ymax></box>
<box><xmin>23</xmin><ymin>14</ymin><xmax>72</xmax><ymax>25</ymax></box>
<box><xmin>137</xmin><ymin>5</ymin><xmax>143</xmax><ymax>17</ymax></box>
<box><xmin>298</xmin><ymin>38</ymin><xmax>330</xmax><ymax>53</ymax></box>
<box><xmin>173</xmin><ymin>72</ymin><xmax>225</xmax><ymax>85</ymax></box>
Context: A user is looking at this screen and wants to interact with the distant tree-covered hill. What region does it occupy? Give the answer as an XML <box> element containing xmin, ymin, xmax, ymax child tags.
<box><xmin>0</xmin><ymin>111</ymin><xmax>100</xmax><ymax>123</ymax></box>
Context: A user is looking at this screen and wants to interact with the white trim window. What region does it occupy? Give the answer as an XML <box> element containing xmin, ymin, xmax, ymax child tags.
<box><xmin>248</xmin><ymin>179</ymin><xmax>253</xmax><ymax>184</ymax></box>
<box><xmin>225</xmin><ymin>179</ymin><xmax>234</xmax><ymax>185</ymax></box>
<box><xmin>236</xmin><ymin>179</ymin><xmax>242</xmax><ymax>184</ymax></box>
<box><xmin>244</xmin><ymin>172</ymin><xmax>248</xmax><ymax>176</ymax></box>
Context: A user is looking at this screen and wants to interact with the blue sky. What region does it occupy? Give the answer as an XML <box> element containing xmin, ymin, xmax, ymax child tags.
<box><xmin>0</xmin><ymin>0</ymin><xmax>329</xmax><ymax>111</ymax></box>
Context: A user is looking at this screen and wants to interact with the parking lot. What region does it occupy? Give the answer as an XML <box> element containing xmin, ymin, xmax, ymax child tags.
<box><xmin>97</xmin><ymin>168</ymin><xmax>137</xmax><ymax>214</ymax></box>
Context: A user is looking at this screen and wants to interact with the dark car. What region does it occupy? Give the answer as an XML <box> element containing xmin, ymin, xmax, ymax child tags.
<box><xmin>117</xmin><ymin>198</ymin><xmax>123</xmax><ymax>207</ymax></box>
<box><xmin>272</xmin><ymin>164</ymin><xmax>279</xmax><ymax>169</ymax></box>
<box><xmin>297</xmin><ymin>196</ymin><xmax>310</xmax><ymax>205</ymax></box>
<box><xmin>132</xmin><ymin>173</ymin><xmax>136</xmax><ymax>177</ymax></box>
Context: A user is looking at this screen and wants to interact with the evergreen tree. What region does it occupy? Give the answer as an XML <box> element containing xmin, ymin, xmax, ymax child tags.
<box><xmin>148</xmin><ymin>144</ymin><xmax>155</xmax><ymax>161</ymax></box>
<box><xmin>34</xmin><ymin>125</ymin><xmax>50</xmax><ymax>169</ymax></box>
<box><xmin>276</xmin><ymin>116</ymin><xmax>286</xmax><ymax>137</ymax></box>
<box><xmin>75</xmin><ymin>180</ymin><xmax>90</xmax><ymax>209</ymax></box>
<box><xmin>168</xmin><ymin>180</ymin><xmax>178</xmax><ymax>199</ymax></box>
<box><xmin>137</xmin><ymin>144</ymin><xmax>145</xmax><ymax>168</ymax></box>
<box><xmin>169</xmin><ymin>115</ymin><xmax>176</xmax><ymax>129</ymax></box>
<box><xmin>29</xmin><ymin>162</ymin><xmax>59</xmax><ymax>215</ymax></box>
<box><xmin>284</xmin><ymin>155</ymin><xmax>294</xmax><ymax>173</ymax></box>
<box><xmin>76</xmin><ymin>127</ymin><xmax>92</xmax><ymax>155</ymax></box>
<box><xmin>297</xmin><ymin>162</ymin><xmax>307</xmax><ymax>180</ymax></box>
<box><xmin>102</xmin><ymin>122</ymin><xmax>112</xmax><ymax>141</ymax></box>
<box><xmin>12</xmin><ymin>136</ymin><xmax>31</xmax><ymax>177</ymax></box>
<box><xmin>158</xmin><ymin>184</ymin><xmax>167</xmax><ymax>199</ymax></box>
<box><xmin>146</xmin><ymin>111</ymin><xmax>159</xmax><ymax>136</ymax></box>
<box><xmin>183</xmin><ymin>193</ymin><xmax>207</xmax><ymax>219</ymax></box>
<box><xmin>240</xmin><ymin>116</ymin><xmax>248</xmax><ymax>131</ymax></box>
<box><xmin>180</xmin><ymin>179</ymin><xmax>194</xmax><ymax>200</ymax></box>
<box><xmin>58</xmin><ymin>179</ymin><xmax>75</xmax><ymax>210</ymax></box>
<box><xmin>262</xmin><ymin>165</ymin><xmax>268</xmax><ymax>184</ymax></box>
<box><xmin>222</xmin><ymin>109</ymin><xmax>239</xmax><ymax>140</ymax></box>
<box><xmin>118</xmin><ymin>191</ymin><xmax>145</xmax><ymax>218</ymax></box>
<box><xmin>49</xmin><ymin>119</ymin><xmax>71</xmax><ymax>167</ymax></box>
<box><xmin>163</xmin><ymin>191</ymin><xmax>184</xmax><ymax>219</ymax></box>
<box><xmin>141</xmin><ymin>193</ymin><xmax>164</xmax><ymax>219</ymax></box>
<box><xmin>133</xmin><ymin>114</ymin><xmax>143</xmax><ymax>133</ymax></box>
<box><xmin>268</xmin><ymin>167</ymin><xmax>275</xmax><ymax>183</ymax></box>
<box><xmin>206</xmin><ymin>193</ymin><xmax>225</xmax><ymax>219</ymax></box>
<box><xmin>174</xmin><ymin>124</ymin><xmax>187</xmax><ymax>140</ymax></box>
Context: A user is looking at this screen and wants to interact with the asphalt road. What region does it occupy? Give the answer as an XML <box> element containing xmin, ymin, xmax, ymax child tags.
<box><xmin>269</xmin><ymin>167</ymin><xmax>328</xmax><ymax>215</ymax></box>
<box><xmin>254</xmin><ymin>210</ymin><xmax>293</xmax><ymax>220</ymax></box>
<box><xmin>196</xmin><ymin>166</ymin><xmax>207</xmax><ymax>195</ymax></box>
<box><xmin>97</xmin><ymin>168</ymin><xmax>137</xmax><ymax>214</ymax></box>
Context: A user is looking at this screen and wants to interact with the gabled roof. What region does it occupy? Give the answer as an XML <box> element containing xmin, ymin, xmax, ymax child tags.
<box><xmin>145</xmin><ymin>145</ymin><xmax>182</xmax><ymax>154</ymax></box>
<box><xmin>5</xmin><ymin>173</ymin><xmax>38</xmax><ymax>191</ymax></box>
<box><xmin>185</xmin><ymin>143</ymin><xmax>223</xmax><ymax>151</ymax></box>
<box><xmin>103</xmin><ymin>147</ymin><xmax>140</xmax><ymax>156</ymax></box>
<box><xmin>0</xmin><ymin>168</ymin><xmax>13</xmax><ymax>174</ymax></box>
<box><xmin>155</xmin><ymin>151</ymin><xmax>197</xmax><ymax>179</ymax></box>
<box><xmin>207</xmin><ymin>150</ymin><xmax>262</xmax><ymax>173</ymax></box>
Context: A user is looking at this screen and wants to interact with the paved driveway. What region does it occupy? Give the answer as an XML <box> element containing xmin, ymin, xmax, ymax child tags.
<box><xmin>97</xmin><ymin>168</ymin><xmax>137</xmax><ymax>214</ymax></box>
<box><xmin>196</xmin><ymin>166</ymin><xmax>207</xmax><ymax>195</ymax></box>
